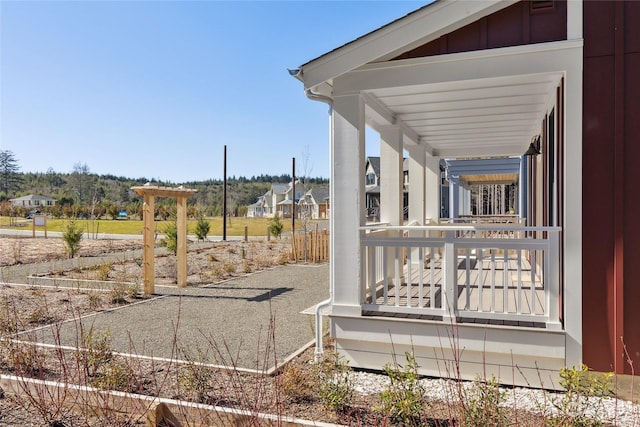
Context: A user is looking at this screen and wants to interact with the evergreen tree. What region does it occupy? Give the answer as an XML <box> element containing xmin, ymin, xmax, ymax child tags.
<box><xmin>0</xmin><ymin>150</ymin><xmax>21</xmax><ymax>197</ymax></box>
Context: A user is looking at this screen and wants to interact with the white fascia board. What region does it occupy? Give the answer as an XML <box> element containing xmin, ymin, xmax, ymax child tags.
<box><xmin>334</xmin><ymin>40</ymin><xmax>581</xmax><ymax>94</ymax></box>
<box><xmin>299</xmin><ymin>0</ymin><xmax>515</xmax><ymax>91</ymax></box>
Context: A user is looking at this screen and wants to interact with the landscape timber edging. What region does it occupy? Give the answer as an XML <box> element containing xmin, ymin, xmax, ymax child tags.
<box><xmin>27</xmin><ymin>275</ymin><xmax>137</xmax><ymax>291</ymax></box>
<box><xmin>0</xmin><ymin>374</ymin><xmax>343</xmax><ymax>427</ymax></box>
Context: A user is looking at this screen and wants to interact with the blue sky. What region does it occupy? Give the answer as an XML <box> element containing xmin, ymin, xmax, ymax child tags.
<box><xmin>1</xmin><ymin>1</ymin><xmax>425</xmax><ymax>183</ymax></box>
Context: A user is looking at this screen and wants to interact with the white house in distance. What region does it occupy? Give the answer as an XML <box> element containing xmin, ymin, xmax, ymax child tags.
<box><xmin>299</xmin><ymin>187</ymin><xmax>330</xmax><ymax>220</ymax></box>
<box><xmin>246</xmin><ymin>180</ymin><xmax>306</xmax><ymax>219</ymax></box>
<box><xmin>9</xmin><ymin>194</ymin><xmax>57</xmax><ymax>208</ymax></box>
<box><xmin>291</xmin><ymin>0</ymin><xmax>640</xmax><ymax>388</ymax></box>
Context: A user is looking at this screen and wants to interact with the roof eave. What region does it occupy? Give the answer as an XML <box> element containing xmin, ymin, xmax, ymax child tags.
<box><xmin>296</xmin><ymin>0</ymin><xmax>515</xmax><ymax>91</ymax></box>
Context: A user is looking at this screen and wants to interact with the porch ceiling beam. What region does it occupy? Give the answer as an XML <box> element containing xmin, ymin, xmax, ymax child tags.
<box><xmin>389</xmin><ymin>95</ymin><xmax>548</xmax><ymax>114</ymax></box>
<box><xmin>399</xmin><ymin>104</ymin><xmax>545</xmax><ymax>120</ymax></box>
<box><xmin>435</xmin><ymin>145</ymin><xmax>526</xmax><ymax>158</ymax></box>
<box><xmin>333</xmin><ymin>40</ymin><xmax>578</xmax><ymax>94</ymax></box>
<box><xmin>449</xmin><ymin>166</ymin><xmax>522</xmax><ymax>175</ymax></box>
<box><xmin>406</xmin><ymin>112</ymin><xmax>538</xmax><ymax>126</ymax></box>
<box><xmin>362</xmin><ymin>92</ymin><xmax>433</xmax><ymax>154</ymax></box>
<box><xmin>377</xmin><ymin>82</ymin><xmax>556</xmax><ymax>105</ymax></box>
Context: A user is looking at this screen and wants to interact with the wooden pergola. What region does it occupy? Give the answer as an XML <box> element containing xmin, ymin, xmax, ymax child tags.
<box><xmin>132</xmin><ymin>185</ymin><xmax>197</xmax><ymax>294</ymax></box>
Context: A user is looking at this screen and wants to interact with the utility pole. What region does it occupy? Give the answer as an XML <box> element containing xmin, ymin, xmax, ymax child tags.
<box><xmin>223</xmin><ymin>145</ymin><xmax>227</xmax><ymax>241</ymax></box>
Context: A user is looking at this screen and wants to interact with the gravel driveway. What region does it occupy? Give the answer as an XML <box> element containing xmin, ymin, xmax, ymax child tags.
<box><xmin>24</xmin><ymin>263</ymin><xmax>329</xmax><ymax>372</ymax></box>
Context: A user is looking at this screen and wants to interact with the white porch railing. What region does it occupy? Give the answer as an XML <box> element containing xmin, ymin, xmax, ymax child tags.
<box><xmin>360</xmin><ymin>224</ymin><xmax>562</xmax><ymax>330</ymax></box>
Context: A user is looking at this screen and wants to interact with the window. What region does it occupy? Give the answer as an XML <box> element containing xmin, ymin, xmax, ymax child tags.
<box><xmin>366</xmin><ymin>173</ymin><xmax>376</xmax><ymax>186</ymax></box>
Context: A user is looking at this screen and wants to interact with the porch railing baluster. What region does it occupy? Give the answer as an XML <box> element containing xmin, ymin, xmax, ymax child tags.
<box><xmin>490</xmin><ymin>252</ymin><xmax>496</xmax><ymax>312</ymax></box>
<box><xmin>429</xmin><ymin>247</ymin><xmax>435</xmax><ymax>309</ymax></box>
<box><xmin>360</xmin><ymin>224</ymin><xmax>561</xmax><ymax>327</ymax></box>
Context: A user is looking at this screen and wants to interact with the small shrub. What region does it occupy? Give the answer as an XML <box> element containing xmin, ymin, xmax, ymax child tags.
<box><xmin>110</xmin><ymin>283</ymin><xmax>128</xmax><ymax>304</ymax></box>
<box><xmin>87</xmin><ymin>293</ymin><xmax>102</xmax><ymax>309</ymax></box>
<box><xmin>277</xmin><ymin>251</ymin><xmax>290</xmax><ymax>265</ymax></box>
<box><xmin>280</xmin><ymin>362</ymin><xmax>315</xmax><ymax>403</ymax></box>
<box><xmin>62</xmin><ymin>220</ymin><xmax>83</xmax><ymax>258</ymax></box>
<box><xmin>269</xmin><ymin>214</ymin><xmax>284</xmax><ymax>239</ymax></box>
<box><xmin>460</xmin><ymin>375</ymin><xmax>506</xmax><ymax>427</ymax></box>
<box><xmin>77</xmin><ymin>328</ymin><xmax>112</xmax><ymax>378</ymax></box>
<box><xmin>28</xmin><ymin>305</ymin><xmax>53</xmax><ymax>325</ymax></box>
<box><xmin>208</xmin><ymin>254</ymin><xmax>219</xmax><ymax>262</ymax></box>
<box><xmin>160</xmin><ymin>219</ymin><xmax>178</xmax><ymax>255</ymax></box>
<box><xmin>126</xmin><ymin>283</ymin><xmax>139</xmax><ymax>299</ymax></box>
<box><xmin>179</xmin><ymin>361</ymin><xmax>213</xmax><ymax>403</ymax></box>
<box><xmin>96</xmin><ymin>262</ymin><xmax>111</xmax><ymax>281</ymax></box>
<box><xmin>0</xmin><ymin>297</ymin><xmax>18</xmax><ymax>333</ymax></box>
<box><xmin>378</xmin><ymin>351</ymin><xmax>427</xmax><ymax>426</ymax></box>
<box><xmin>317</xmin><ymin>352</ymin><xmax>354</xmax><ymax>413</ymax></box>
<box><xmin>8</xmin><ymin>341</ymin><xmax>47</xmax><ymax>377</ymax></box>
<box><xmin>193</xmin><ymin>214</ymin><xmax>210</xmax><ymax>241</ymax></box>
<box><xmin>223</xmin><ymin>263</ymin><xmax>236</xmax><ymax>274</ymax></box>
<box><xmin>545</xmin><ymin>364</ymin><xmax>613</xmax><ymax>427</ymax></box>
<box><xmin>242</xmin><ymin>260</ymin><xmax>251</xmax><ymax>274</ymax></box>
<box><xmin>93</xmin><ymin>357</ymin><xmax>136</xmax><ymax>392</ymax></box>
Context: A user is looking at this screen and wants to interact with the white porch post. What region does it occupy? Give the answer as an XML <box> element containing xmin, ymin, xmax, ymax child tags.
<box><xmin>425</xmin><ymin>155</ymin><xmax>440</xmax><ymax>223</ymax></box>
<box><xmin>380</xmin><ymin>125</ymin><xmax>404</xmax><ymax>286</ymax></box>
<box><xmin>379</xmin><ymin>126</ymin><xmax>404</xmax><ymax>225</ymax></box>
<box><xmin>330</xmin><ymin>93</ymin><xmax>365</xmax><ymax>316</ymax></box>
<box><xmin>519</xmin><ymin>157</ymin><xmax>527</xmax><ymax>219</ymax></box>
<box><xmin>407</xmin><ymin>146</ymin><xmax>426</xmax><ymax>225</ymax></box>
<box><xmin>449</xmin><ymin>176</ymin><xmax>459</xmax><ymax>220</ymax></box>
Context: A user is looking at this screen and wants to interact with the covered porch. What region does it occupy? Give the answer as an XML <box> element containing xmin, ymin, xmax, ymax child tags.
<box><xmin>293</xmin><ymin>1</ymin><xmax>582</xmax><ymax>388</ymax></box>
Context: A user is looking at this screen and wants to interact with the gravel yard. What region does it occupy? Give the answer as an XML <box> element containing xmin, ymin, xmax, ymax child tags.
<box><xmin>0</xmin><ymin>235</ymin><xmax>638</xmax><ymax>426</ymax></box>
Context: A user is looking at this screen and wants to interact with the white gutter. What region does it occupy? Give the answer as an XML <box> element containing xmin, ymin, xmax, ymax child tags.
<box><xmin>291</xmin><ymin>70</ymin><xmax>335</xmax><ymax>362</ymax></box>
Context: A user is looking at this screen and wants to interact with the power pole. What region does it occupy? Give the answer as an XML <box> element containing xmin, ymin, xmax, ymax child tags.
<box><xmin>223</xmin><ymin>145</ymin><xmax>227</xmax><ymax>241</ymax></box>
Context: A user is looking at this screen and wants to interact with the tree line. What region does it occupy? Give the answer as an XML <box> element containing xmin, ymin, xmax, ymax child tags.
<box><xmin>0</xmin><ymin>150</ymin><xmax>328</xmax><ymax>219</ymax></box>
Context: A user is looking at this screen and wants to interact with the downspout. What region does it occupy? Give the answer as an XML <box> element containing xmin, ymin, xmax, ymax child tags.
<box><xmin>301</xmin><ymin>80</ymin><xmax>334</xmax><ymax>363</ymax></box>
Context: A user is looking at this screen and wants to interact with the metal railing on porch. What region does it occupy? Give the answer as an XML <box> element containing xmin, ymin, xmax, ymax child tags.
<box><xmin>360</xmin><ymin>223</ymin><xmax>561</xmax><ymax>330</ymax></box>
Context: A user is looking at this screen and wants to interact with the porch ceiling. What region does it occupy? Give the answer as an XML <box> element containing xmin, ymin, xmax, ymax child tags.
<box><xmin>460</xmin><ymin>173</ymin><xmax>518</xmax><ymax>185</ymax></box>
<box><xmin>365</xmin><ymin>72</ymin><xmax>562</xmax><ymax>159</ymax></box>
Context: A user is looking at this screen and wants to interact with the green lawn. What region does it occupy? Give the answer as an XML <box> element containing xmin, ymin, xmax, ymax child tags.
<box><xmin>0</xmin><ymin>216</ymin><xmax>293</xmax><ymax>237</ymax></box>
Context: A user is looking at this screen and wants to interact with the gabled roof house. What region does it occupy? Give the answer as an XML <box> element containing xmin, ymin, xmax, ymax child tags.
<box><xmin>247</xmin><ymin>180</ymin><xmax>306</xmax><ymax>219</ymax></box>
<box><xmin>292</xmin><ymin>0</ymin><xmax>639</xmax><ymax>387</ymax></box>
<box><xmin>9</xmin><ymin>194</ymin><xmax>57</xmax><ymax>208</ymax></box>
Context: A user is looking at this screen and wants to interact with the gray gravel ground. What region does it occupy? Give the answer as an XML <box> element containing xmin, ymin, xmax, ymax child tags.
<box><xmin>23</xmin><ymin>263</ymin><xmax>329</xmax><ymax>372</ymax></box>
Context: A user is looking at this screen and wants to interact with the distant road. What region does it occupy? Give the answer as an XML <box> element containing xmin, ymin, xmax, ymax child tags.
<box><xmin>0</xmin><ymin>228</ymin><xmax>265</xmax><ymax>242</ymax></box>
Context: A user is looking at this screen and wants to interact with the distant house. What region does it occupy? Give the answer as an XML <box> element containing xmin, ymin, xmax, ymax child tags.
<box><xmin>9</xmin><ymin>194</ymin><xmax>57</xmax><ymax>208</ymax></box>
<box><xmin>299</xmin><ymin>187</ymin><xmax>330</xmax><ymax>220</ymax></box>
<box><xmin>365</xmin><ymin>156</ymin><xmax>408</xmax><ymax>221</ymax></box>
<box><xmin>246</xmin><ymin>195</ymin><xmax>267</xmax><ymax>218</ymax></box>
<box><xmin>247</xmin><ymin>180</ymin><xmax>306</xmax><ymax>219</ymax></box>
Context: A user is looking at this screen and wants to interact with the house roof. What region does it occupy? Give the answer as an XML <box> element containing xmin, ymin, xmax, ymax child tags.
<box><xmin>271</xmin><ymin>184</ymin><xmax>288</xmax><ymax>195</ymax></box>
<box><xmin>9</xmin><ymin>194</ymin><xmax>56</xmax><ymax>202</ymax></box>
<box><xmin>292</xmin><ymin>0</ymin><xmax>570</xmax><ymax>159</ymax></box>
<box><xmin>305</xmin><ymin>188</ymin><xmax>329</xmax><ymax>203</ymax></box>
<box><xmin>366</xmin><ymin>156</ymin><xmax>409</xmax><ymax>177</ymax></box>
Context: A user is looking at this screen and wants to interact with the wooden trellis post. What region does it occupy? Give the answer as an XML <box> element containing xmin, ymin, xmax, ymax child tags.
<box><xmin>132</xmin><ymin>185</ymin><xmax>197</xmax><ymax>295</ymax></box>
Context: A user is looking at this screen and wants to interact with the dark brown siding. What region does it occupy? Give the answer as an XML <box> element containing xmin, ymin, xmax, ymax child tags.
<box><xmin>623</xmin><ymin>51</ymin><xmax>640</xmax><ymax>375</ymax></box>
<box><xmin>583</xmin><ymin>1</ymin><xmax>640</xmax><ymax>374</ymax></box>
<box><xmin>394</xmin><ymin>1</ymin><xmax>567</xmax><ymax>60</ymax></box>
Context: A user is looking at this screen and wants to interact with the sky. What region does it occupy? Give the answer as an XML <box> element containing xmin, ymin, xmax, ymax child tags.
<box><xmin>0</xmin><ymin>0</ymin><xmax>426</xmax><ymax>183</ymax></box>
